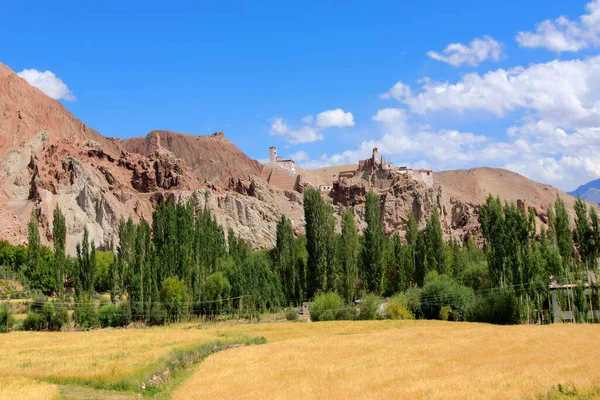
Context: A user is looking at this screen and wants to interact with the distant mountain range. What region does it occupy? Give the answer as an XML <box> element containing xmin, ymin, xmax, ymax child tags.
<box><xmin>568</xmin><ymin>179</ymin><xmax>600</xmax><ymax>204</ymax></box>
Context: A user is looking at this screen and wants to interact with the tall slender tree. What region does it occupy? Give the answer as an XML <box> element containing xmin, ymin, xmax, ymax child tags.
<box><xmin>425</xmin><ymin>207</ymin><xmax>445</xmax><ymax>274</ymax></box>
<box><xmin>361</xmin><ymin>190</ymin><xmax>384</xmax><ymax>294</ymax></box>
<box><xmin>52</xmin><ymin>205</ymin><xmax>66</xmax><ymax>298</ymax></box>
<box><xmin>339</xmin><ymin>208</ymin><xmax>359</xmax><ymax>302</ymax></box>
<box><xmin>304</xmin><ymin>188</ymin><xmax>329</xmax><ymax>298</ymax></box>
<box><xmin>75</xmin><ymin>226</ymin><xmax>96</xmax><ymax>296</ymax></box>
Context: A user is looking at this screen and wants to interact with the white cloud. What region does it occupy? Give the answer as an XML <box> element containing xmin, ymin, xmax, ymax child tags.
<box><xmin>315</xmin><ymin>108</ymin><xmax>355</xmax><ymax>128</ymax></box>
<box><xmin>17</xmin><ymin>69</ymin><xmax>75</xmax><ymax>101</ymax></box>
<box><xmin>302</xmin><ymin>115</ymin><xmax>314</xmax><ymax>124</ymax></box>
<box><xmin>269</xmin><ymin>118</ymin><xmax>323</xmax><ymax>144</ymax></box>
<box><xmin>516</xmin><ymin>0</ymin><xmax>600</xmax><ymax>52</ymax></box>
<box><xmin>381</xmin><ymin>56</ymin><xmax>600</xmax><ymax>130</ymax></box>
<box><xmin>380</xmin><ymin>81</ymin><xmax>411</xmax><ymax>100</ymax></box>
<box><xmin>426</xmin><ymin>36</ymin><xmax>503</xmax><ymax>66</ymax></box>
<box><xmin>372</xmin><ymin>108</ymin><xmax>408</xmax><ymax>124</ymax></box>
<box><xmin>270</xmin><ymin>117</ymin><xmax>289</xmax><ymax>135</ymax></box>
<box><xmin>287</xmin><ymin>150</ymin><xmax>310</xmax><ymax>162</ymax></box>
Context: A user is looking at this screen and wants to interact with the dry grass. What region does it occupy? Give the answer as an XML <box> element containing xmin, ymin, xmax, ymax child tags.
<box><xmin>0</xmin><ymin>324</ymin><xmax>251</xmax><ymax>389</ymax></box>
<box><xmin>0</xmin><ymin>376</ymin><xmax>60</xmax><ymax>400</ymax></box>
<box><xmin>174</xmin><ymin>320</ymin><xmax>600</xmax><ymax>400</ymax></box>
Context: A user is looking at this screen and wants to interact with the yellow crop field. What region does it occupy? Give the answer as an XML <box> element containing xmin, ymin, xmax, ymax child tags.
<box><xmin>175</xmin><ymin>321</ymin><xmax>600</xmax><ymax>400</ymax></box>
<box><xmin>0</xmin><ymin>376</ymin><xmax>59</xmax><ymax>400</ymax></box>
<box><xmin>3</xmin><ymin>320</ymin><xmax>600</xmax><ymax>399</ymax></box>
<box><xmin>0</xmin><ymin>324</ymin><xmax>251</xmax><ymax>389</ymax></box>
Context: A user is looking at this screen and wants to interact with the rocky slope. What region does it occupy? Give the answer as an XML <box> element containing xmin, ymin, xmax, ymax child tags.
<box><xmin>0</xmin><ymin>61</ymin><xmax>584</xmax><ymax>254</ymax></box>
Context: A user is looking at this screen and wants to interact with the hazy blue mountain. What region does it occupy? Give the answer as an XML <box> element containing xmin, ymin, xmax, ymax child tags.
<box><xmin>569</xmin><ymin>179</ymin><xmax>600</xmax><ymax>204</ymax></box>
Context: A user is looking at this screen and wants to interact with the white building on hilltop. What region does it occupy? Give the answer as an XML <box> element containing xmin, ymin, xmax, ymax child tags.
<box><xmin>269</xmin><ymin>146</ymin><xmax>296</xmax><ymax>175</ymax></box>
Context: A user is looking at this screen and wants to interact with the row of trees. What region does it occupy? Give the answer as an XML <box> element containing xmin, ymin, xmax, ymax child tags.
<box><xmin>5</xmin><ymin>187</ymin><xmax>600</xmax><ymax>328</ymax></box>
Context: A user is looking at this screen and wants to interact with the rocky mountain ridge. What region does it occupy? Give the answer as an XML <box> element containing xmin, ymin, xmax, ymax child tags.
<box><xmin>0</xmin><ymin>62</ymin><xmax>582</xmax><ymax>254</ymax></box>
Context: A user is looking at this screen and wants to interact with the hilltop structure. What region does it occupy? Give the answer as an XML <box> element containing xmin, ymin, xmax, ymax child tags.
<box><xmin>335</xmin><ymin>147</ymin><xmax>433</xmax><ymax>190</ymax></box>
<box><xmin>268</xmin><ymin>146</ymin><xmax>296</xmax><ymax>175</ymax></box>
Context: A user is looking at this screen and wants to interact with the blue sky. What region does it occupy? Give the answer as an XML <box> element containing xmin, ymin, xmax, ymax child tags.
<box><xmin>2</xmin><ymin>1</ymin><xmax>600</xmax><ymax>191</ymax></box>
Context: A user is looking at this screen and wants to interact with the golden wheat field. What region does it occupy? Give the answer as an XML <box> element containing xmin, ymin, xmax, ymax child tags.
<box><xmin>2</xmin><ymin>320</ymin><xmax>600</xmax><ymax>399</ymax></box>
<box><xmin>175</xmin><ymin>321</ymin><xmax>600</xmax><ymax>400</ymax></box>
<box><xmin>0</xmin><ymin>376</ymin><xmax>59</xmax><ymax>400</ymax></box>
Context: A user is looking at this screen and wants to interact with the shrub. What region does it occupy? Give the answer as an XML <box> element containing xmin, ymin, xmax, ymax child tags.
<box><xmin>405</xmin><ymin>288</ymin><xmax>422</xmax><ymax>318</ymax></box>
<box><xmin>468</xmin><ymin>290</ymin><xmax>519</xmax><ymax>325</ymax></box>
<box><xmin>0</xmin><ymin>302</ymin><xmax>15</xmax><ymax>332</ymax></box>
<box><xmin>310</xmin><ymin>292</ymin><xmax>344</xmax><ymax>322</ymax></box>
<box><xmin>74</xmin><ymin>298</ymin><xmax>98</xmax><ymax>328</ymax></box>
<box><xmin>384</xmin><ymin>293</ymin><xmax>414</xmax><ymax>320</ymax></box>
<box><xmin>285</xmin><ymin>308</ymin><xmax>299</xmax><ymax>321</ymax></box>
<box><xmin>23</xmin><ymin>311</ymin><xmax>42</xmax><ymax>331</ymax></box>
<box><xmin>149</xmin><ymin>303</ymin><xmax>167</xmax><ymax>326</ymax></box>
<box><xmin>420</xmin><ymin>272</ymin><xmax>475</xmax><ymax>321</ymax></box>
<box><xmin>98</xmin><ymin>303</ymin><xmax>119</xmax><ymax>328</ymax></box>
<box><xmin>40</xmin><ymin>302</ymin><xmax>69</xmax><ymax>331</ymax></box>
<box><xmin>439</xmin><ymin>305</ymin><xmax>453</xmax><ymax>321</ymax></box>
<box><xmin>358</xmin><ymin>294</ymin><xmax>381</xmax><ymax>320</ymax></box>
<box><xmin>161</xmin><ymin>276</ymin><xmax>189</xmax><ymax>322</ymax></box>
<box><xmin>335</xmin><ymin>305</ymin><xmax>357</xmax><ymax>321</ymax></box>
<box><xmin>117</xmin><ymin>301</ymin><xmax>132</xmax><ymax>326</ymax></box>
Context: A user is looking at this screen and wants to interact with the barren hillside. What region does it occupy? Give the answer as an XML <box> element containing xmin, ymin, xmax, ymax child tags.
<box><xmin>121</xmin><ymin>130</ymin><xmax>263</xmax><ymax>185</ymax></box>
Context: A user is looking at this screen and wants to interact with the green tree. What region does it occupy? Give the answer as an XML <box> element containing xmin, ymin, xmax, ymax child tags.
<box><xmin>161</xmin><ymin>276</ymin><xmax>189</xmax><ymax>322</ymax></box>
<box><xmin>275</xmin><ymin>215</ymin><xmax>296</xmax><ymax>303</ymax></box>
<box><xmin>201</xmin><ymin>271</ymin><xmax>231</xmax><ymax>313</ymax></box>
<box><xmin>339</xmin><ymin>209</ymin><xmax>359</xmax><ymax>302</ymax></box>
<box><xmin>554</xmin><ymin>197</ymin><xmax>574</xmax><ymax>271</ymax></box>
<box><xmin>52</xmin><ymin>205</ymin><xmax>66</xmax><ymax>298</ymax></box>
<box><xmin>75</xmin><ymin>226</ymin><xmax>96</xmax><ymax>296</ymax></box>
<box><xmin>304</xmin><ymin>188</ymin><xmax>329</xmax><ymax>298</ymax></box>
<box><xmin>425</xmin><ymin>207</ymin><xmax>445</xmax><ymax>274</ymax></box>
<box><xmin>361</xmin><ymin>190</ymin><xmax>384</xmax><ymax>294</ymax></box>
<box><xmin>573</xmin><ymin>196</ymin><xmax>592</xmax><ymax>269</ymax></box>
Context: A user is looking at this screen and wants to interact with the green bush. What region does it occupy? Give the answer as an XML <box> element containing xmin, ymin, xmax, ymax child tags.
<box><xmin>404</xmin><ymin>288</ymin><xmax>422</xmax><ymax>317</ymax></box>
<box><xmin>0</xmin><ymin>303</ymin><xmax>15</xmax><ymax>332</ymax></box>
<box><xmin>117</xmin><ymin>301</ymin><xmax>132</xmax><ymax>326</ymax></box>
<box><xmin>23</xmin><ymin>311</ymin><xmax>42</xmax><ymax>331</ymax></box>
<box><xmin>358</xmin><ymin>294</ymin><xmax>381</xmax><ymax>320</ymax></box>
<box><xmin>41</xmin><ymin>302</ymin><xmax>69</xmax><ymax>331</ymax></box>
<box><xmin>161</xmin><ymin>276</ymin><xmax>189</xmax><ymax>322</ymax></box>
<box><xmin>439</xmin><ymin>305</ymin><xmax>453</xmax><ymax>321</ymax></box>
<box><xmin>468</xmin><ymin>290</ymin><xmax>519</xmax><ymax>325</ymax></box>
<box><xmin>310</xmin><ymin>292</ymin><xmax>344</xmax><ymax>322</ymax></box>
<box><xmin>74</xmin><ymin>298</ymin><xmax>98</xmax><ymax>328</ymax></box>
<box><xmin>335</xmin><ymin>305</ymin><xmax>357</xmax><ymax>321</ymax></box>
<box><xmin>285</xmin><ymin>308</ymin><xmax>299</xmax><ymax>321</ymax></box>
<box><xmin>420</xmin><ymin>272</ymin><xmax>475</xmax><ymax>321</ymax></box>
<box><xmin>149</xmin><ymin>303</ymin><xmax>167</xmax><ymax>326</ymax></box>
<box><xmin>384</xmin><ymin>293</ymin><xmax>414</xmax><ymax>320</ymax></box>
<box><xmin>98</xmin><ymin>303</ymin><xmax>120</xmax><ymax>328</ymax></box>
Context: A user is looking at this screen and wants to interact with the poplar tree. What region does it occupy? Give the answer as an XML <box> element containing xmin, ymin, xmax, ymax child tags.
<box><xmin>361</xmin><ymin>190</ymin><xmax>384</xmax><ymax>294</ymax></box>
<box><xmin>52</xmin><ymin>205</ymin><xmax>67</xmax><ymax>298</ymax></box>
<box><xmin>275</xmin><ymin>215</ymin><xmax>296</xmax><ymax>303</ymax></box>
<box><xmin>339</xmin><ymin>209</ymin><xmax>359</xmax><ymax>302</ymax></box>
<box><xmin>573</xmin><ymin>196</ymin><xmax>592</xmax><ymax>268</ymax></box>
<box><xmin>304</xmin><ymin>188</ymin><xmax>329</xmax><ymax>298</ymax></box>
<box><xmin>425</xmin><ymin>207</ymin><xmax>445</xmax><ymax>275</ymax></box>
<box><xmin>75</xmin><ymin>226</ymin><xmax>96</xmax><ymax>296</ymax></box>
<box><xmin>554</xmin><ymin>197</ymin><xmax>574</xmax><ymax>271</ymax></box>
<box><xmin>27</xmin><ymin>208</ymin><xmax>41</xmax><ymax>288</ymax></box>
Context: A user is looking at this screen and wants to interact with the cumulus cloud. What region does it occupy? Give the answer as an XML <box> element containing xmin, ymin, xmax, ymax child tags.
<box><xmin>287</xmin><ymin>150</ymin><xmax>310</xmax><ymax>162</ymax></box>
<box><xmin>302</xmin><ymin>115</ymin><xmax>314</xmax><ymax>124</ymax></box>
<box><xmin>372</xmin><ymin>108</ymin><xmax>408</xmax><ymax>124</ymax></box>
<box><xmin>426</xmin><ymin>36</ymin><xmax>503</xmax><ymax>66</ymax></box>
<box><xmin>17</xmin><ymin>69</ymin><xmax>75</xmax><ymax>101</ymax></box>
<box><xmin>315</xmin><ymin>108</ymin><xmax>355</xmax><ymax>128</ymax></box>
<box><xmin>269</xmin><ymin>118</ymin><xmax>323</xmax><ymax>144</ymax></box>
<box><xmin>516</xmin><ymin>0</ymin><xmax>600</xmax><ymax>52</ymax></box>
<box><xmin>380</xmin><ymin>56</ymin><xmax>600</xmax><ymax>130</ymax></box>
